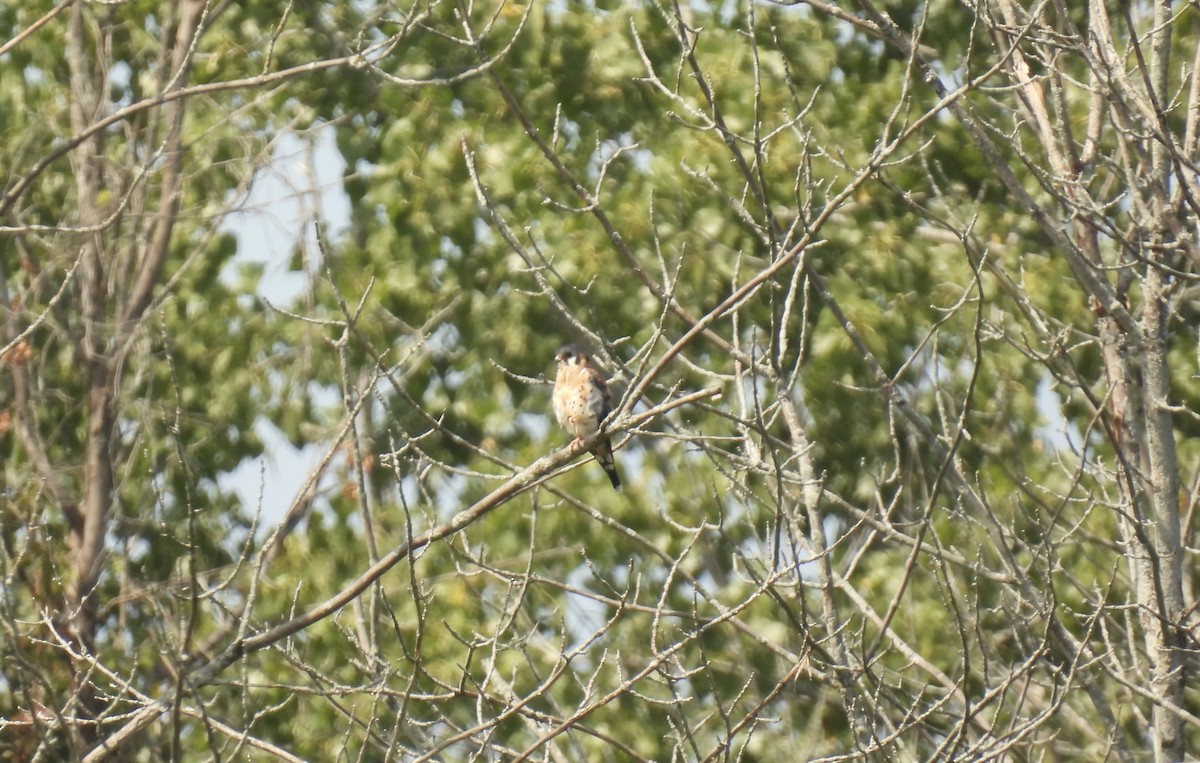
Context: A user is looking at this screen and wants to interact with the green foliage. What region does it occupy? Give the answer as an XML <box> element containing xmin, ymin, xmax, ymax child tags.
<box><xmin>3</xmin><ymin>0</ymin><xmax>1199</xmax><ymax>759</ymax></box>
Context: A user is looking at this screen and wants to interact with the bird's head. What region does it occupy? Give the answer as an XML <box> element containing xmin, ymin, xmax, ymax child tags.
<box><xmin>555</xmin><ymin>345</ymin><xmax>589</xmax><ymax>366</ymax></box>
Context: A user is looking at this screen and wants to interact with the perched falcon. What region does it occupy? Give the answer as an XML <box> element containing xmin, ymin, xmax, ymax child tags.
<box><xmin>552</xmin><ymin>345</ymin><xmax>621</xmax><ymax>490</ymax></box>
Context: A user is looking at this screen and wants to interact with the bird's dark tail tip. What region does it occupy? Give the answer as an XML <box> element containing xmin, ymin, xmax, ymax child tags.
<box><xmin>605</xmin><ymin>468</ymin><xmax>622</xmax><ymax>491</ymax></box>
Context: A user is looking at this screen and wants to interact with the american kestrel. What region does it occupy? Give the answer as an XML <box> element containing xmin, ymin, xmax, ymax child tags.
<box><xmin>552</xmin><ymin>345</ymin><xmax>621</xmax><ymax>490</ymax></box>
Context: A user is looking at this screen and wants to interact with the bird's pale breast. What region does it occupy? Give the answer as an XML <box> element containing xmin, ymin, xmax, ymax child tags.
<box><xmin>554</xmin><ymin>366</ymin><xmax>602</xmax><ymax>439</ymax></box>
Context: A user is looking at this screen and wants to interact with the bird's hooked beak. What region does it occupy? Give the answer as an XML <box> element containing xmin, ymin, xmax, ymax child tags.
<box><xmin>555</xmin><ymin>346</ymin><xmax>582</xmax><ymax>365</ymax></box>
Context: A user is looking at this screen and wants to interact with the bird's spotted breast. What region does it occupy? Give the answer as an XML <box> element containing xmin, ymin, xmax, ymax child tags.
<box><xmin>554</xmin><ymin>365</ymin><xmax>601</xmax><ymax>438</ymax></box>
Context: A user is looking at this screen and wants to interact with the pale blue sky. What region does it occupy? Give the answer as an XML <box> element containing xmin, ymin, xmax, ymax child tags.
<box><xmin>220</xmin><ymin>125</ymin><xmax>349</xmax><ymax>529</ymax></box>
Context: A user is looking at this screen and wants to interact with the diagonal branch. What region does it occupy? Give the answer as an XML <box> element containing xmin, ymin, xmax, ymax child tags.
<box><xmin>81</xmin><ymin>385</ymin><xmax>720</xmax><ymax>762</ymax></box>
